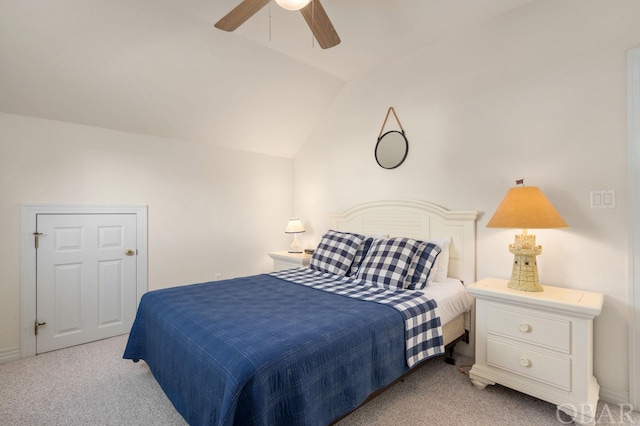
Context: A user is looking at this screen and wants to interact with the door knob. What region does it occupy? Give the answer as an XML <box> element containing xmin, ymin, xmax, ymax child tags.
<box><xmin>35</xmin><ymin>321</ymin><xmax>46</xmax><ymax>336</ymax></box>
<box><xmin>125</xmin><ymin>249</ymin><xmax>136</xmax><ymax>256</ymax></box>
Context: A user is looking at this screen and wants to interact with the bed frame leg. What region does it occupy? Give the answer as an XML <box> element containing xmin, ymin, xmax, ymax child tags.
<box><xmin>444</xmin><ymin>345</ymin><xmax>456</xmax><ymax>365</ymax></box>
<box><xmin>444</xmin><ymin>330</ymin><xmax>469</xmax><ymax>365</ymax></box>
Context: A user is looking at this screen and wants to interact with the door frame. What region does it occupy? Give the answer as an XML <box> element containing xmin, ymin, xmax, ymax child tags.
<box><xmin>20</xmin><ymin>204</ymin><xmax>148</xmax><ymax>358</ymax></box>
<box><xmin>628</xmin><ymin>47</ymin><xmax>640</xmax><ymax>409</ymax></box>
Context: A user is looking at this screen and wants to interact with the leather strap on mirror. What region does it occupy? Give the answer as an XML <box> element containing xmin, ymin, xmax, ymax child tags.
<box><xmin>378</xmin><ymin>106</ymin><xmax>405</xmax><ymax>139</ymax></box>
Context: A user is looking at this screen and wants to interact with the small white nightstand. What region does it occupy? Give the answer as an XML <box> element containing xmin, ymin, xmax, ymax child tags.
<box><xmin>268</xmin><ymin>251</ymin><xmax>311</xmax><ymax>271</ymax></box>
<box><xmin>467</xmin><ymin>278</ymin><xmax>604</xmax><ymax>426</ymax></box>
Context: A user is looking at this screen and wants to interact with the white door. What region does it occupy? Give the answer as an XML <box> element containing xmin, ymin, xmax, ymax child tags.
<box><xmin>35</xmin><ymin>214</ymin><xmax>138</xmax><ymax>354</ymax></box>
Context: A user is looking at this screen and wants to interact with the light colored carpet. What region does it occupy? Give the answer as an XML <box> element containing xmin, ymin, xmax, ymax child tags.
<box><xmin>0</xmin><ymin>335</ymin><xmax>637</xmax><ymax>425</ymax></box>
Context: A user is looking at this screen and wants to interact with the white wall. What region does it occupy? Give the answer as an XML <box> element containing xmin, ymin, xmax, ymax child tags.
<box><xmin>293</xmin><ymin>1</ymin><xmax>640</xmax><ymax>404</ymax></box>
<box><xmin>0</xmin><ymin>112</ymin><xmax>293</xmax><ymax>357</ymax></box>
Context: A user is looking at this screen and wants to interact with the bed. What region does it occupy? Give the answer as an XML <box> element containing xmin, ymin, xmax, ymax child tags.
<box><xmin>124</xmin><ymin>200</ymin><xmax>478</xmax><ymax>425</ymax></box>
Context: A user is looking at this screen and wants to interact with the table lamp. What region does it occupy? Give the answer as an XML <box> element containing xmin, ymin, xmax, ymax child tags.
<box><xmin>285</xmin><ymin>218</ymin><xmax>305</xmax><ymax>253</ymax></box>
<box><xmin>487</xmin><ymin>180</ymin><xmax>569</xmax><ymax>292</ymax></box>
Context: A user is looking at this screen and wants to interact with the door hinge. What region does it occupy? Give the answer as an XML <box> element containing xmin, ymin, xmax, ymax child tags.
<box><xmin>33</xmin><ymin>232</ymin><xmax>43</xmax><ymax>249</ymax></box>
<box><xmin>34</xmin><ymin>320</ymin><xmax>46</xmax><ymax>336</ymax></box>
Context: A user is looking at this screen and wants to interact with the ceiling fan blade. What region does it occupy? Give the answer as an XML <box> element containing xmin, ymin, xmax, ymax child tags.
<box><xmin>215</xmin><ymin>0</ymin><xmax>270</xmax><ymax>32</ymax></box>
<box><xmin>300</xmin><ymin>0</ymin><xmax>340</xmax><ymax>49</ymax></box>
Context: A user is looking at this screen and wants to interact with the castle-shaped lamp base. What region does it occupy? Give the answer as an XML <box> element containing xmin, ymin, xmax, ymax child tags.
<box><xmin>508</xmin><ymin>232</ymin><xmax>543</xmax><ymax>292</ymax></box>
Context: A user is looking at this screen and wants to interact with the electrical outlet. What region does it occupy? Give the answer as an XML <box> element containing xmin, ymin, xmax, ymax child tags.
<box><xmin>590</xmin><ymin>190</ymin><xmax>616</xmax><ymax>209</ymax></box>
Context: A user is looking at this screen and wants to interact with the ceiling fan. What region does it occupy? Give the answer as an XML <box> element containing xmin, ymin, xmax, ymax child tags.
<box><xmin>215</xmin><ymin>0</ymin><xmax>340</xmax><ymax>49</ymax></box>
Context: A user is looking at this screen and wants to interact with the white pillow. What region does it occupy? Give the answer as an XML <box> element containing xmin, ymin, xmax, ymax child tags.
<box><xmin>428</xmin><ymin>237</ymin><xmax>450</xmax><ymax>283</ymax></box>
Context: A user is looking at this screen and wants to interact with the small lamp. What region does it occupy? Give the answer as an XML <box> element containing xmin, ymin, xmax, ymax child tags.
<box><xmin>285</xmin><ymin>218</ymin><xmax>305</xmax><ymax>253</ymax></box>
<box><xmin>274</xmin><ymin>0</ymin><xmax>312</xmax><ymax>11</ymax></box>
<box><xmin>487</xmin><ymin>180</ymin><xmax>569</xmax><ymax>292</ymax></box>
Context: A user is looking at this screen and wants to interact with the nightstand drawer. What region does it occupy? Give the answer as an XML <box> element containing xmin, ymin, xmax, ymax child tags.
<box><xmin>487</xmin><ymin>338</ymin><xmax>571</xmax><ymax>391</ymax></box>
<box><xmin>486</xmin><ymin>304</ymin><xmax>570</xmax><ymax>353</ymax></box>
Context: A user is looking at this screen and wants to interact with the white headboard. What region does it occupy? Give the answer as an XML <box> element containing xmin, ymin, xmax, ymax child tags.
<box><xmin>329</xmin><ymin>200</ymin><xmax>478</xmax><ymax>286</ymax></box>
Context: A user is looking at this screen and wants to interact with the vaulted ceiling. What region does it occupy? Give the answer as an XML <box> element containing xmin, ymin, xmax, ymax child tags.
<box><xmin>0</xmin><ymin>0</ymin><xmax>534</xmax><ymax>157</ymax></box>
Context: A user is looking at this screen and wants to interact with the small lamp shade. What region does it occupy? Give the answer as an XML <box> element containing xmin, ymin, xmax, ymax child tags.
<box><xmin>274</xmin><ymin>0</ymin><xmax>312</xmax><ymax>11</ymax></box>
<box><xmin>285</xmin><ymin>219</ymin><xmax>305</xmax><ymax>253</ymax></box>
<box><xmin>487</xmin><ymin>183</ymin><xmax>568</xmax><ymax>292</ymax></box>
<box><xmin>285</xmin><ymin>219</ymin><xmax>305</xmax><ymax>234</ymax></box>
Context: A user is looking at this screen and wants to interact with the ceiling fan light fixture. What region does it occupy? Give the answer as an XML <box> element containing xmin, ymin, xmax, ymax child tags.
<box><xmin>274</xmin><ymin>0</ymin><xmax>312</xmax><ymax>11</ymax></box>
<box><xmin>215</xmin><ymin>0</ymin><xmax>340</xmax><ymax>49</ymax></box>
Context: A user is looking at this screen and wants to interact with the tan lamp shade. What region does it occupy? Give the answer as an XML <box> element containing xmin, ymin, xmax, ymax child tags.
<box><xmin>487</xmin><ymin>186</ymin><xmax>568</xmax><ymax>229</ymax></box>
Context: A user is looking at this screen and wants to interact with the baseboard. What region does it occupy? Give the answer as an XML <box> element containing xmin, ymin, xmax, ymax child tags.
<box><xmin>599</xmin><ymin>386</ymin><xmax>630</xmax><ymax>405</ymax></box>
<box><xmin>0</xmin><ymin>347</ymin><xmax>21</xmax><ymax>364</ymax></box>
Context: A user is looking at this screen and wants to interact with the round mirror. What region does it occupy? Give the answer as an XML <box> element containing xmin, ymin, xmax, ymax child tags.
<box><xmin>375</xmin><ymin>130</ymin><xmax>408</xmax><ymax>169</ymax></box>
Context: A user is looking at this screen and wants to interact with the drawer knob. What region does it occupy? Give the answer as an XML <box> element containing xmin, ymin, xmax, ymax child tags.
<box><xmin>519</xmin><ymin>323</ymin><xmax>532</xmax><ymax>333</ymax></box>
<box><xmin>518</xmin><ymin>356</ymin><xmax>532</xmax><ymax>368</ymax></box>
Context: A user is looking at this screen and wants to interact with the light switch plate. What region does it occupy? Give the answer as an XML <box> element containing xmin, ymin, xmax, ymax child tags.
<box><xmin>590</xmin><ymin>190</ymin><xmax>616</xmax><ymax>208</ymax></box>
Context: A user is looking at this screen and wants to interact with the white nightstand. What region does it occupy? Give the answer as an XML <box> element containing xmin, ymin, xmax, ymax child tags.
<box><xmin>268</xmin><ymin>251</ymin><xmax>311</xmax><ymax>271</ymax></box>
<box><xmin>467</xmin><ymin>278</ymin><xmax>604</xmax><ymax>426</ymax></box>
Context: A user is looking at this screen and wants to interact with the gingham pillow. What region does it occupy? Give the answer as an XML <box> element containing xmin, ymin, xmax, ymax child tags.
<box><xmin>309</xmin><ymin>230</ymin><xmax>365</xmax><ymax>275</ymax></box>
<box><xmin>347</xmin><ymin>237</ymin><xmax>374</xmax><ymax>277</ymax></box>
<box><xmin>356</xmin><ymin>237</ymin><xmax>423</xmax><ymax>289</ymax></box>
<box><xmin>404</xmin><ymin>242</ymin><xmax>442</xmax><ymax>290</ymax></box>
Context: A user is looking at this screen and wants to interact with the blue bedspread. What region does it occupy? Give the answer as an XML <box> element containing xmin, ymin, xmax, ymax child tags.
<box><xmin>124</xmin><ymin>271</ymin><xmax>443</xmax><ymax>426</ymax></box>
